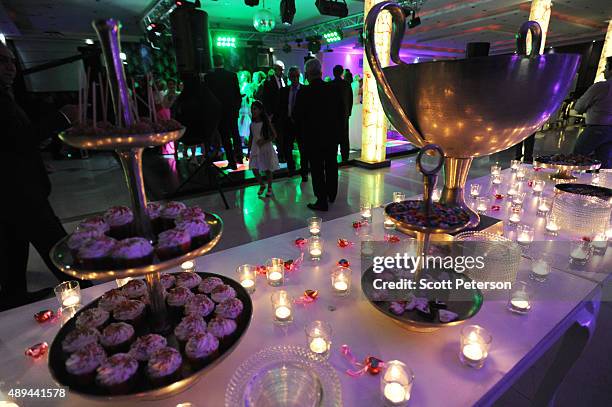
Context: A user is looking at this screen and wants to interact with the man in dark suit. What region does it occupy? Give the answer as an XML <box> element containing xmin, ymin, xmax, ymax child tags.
<box><xmin>329</xmin><ymin>64</ymin><xmax>353</xmax><ymax>162</ymax></box>
<box><xmin>278</xmin><ymin>66</ymin><xmax>308</xmax><ymax>181</ymax></box>
<box><xmin>262</xmin><ymin>61</ymin><xmax>285</xmax><ymax>161</ymax></box>
<box><xmin>294</xmin><ymin>58</ymin><xmax>343</xmax><ymax>211</ymax></box>
<box><xmin>204</xmin><ymin>54</ymin><xmax>242</xmax><ymax>169</ymax></box>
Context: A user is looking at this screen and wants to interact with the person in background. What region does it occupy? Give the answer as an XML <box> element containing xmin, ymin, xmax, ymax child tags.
<box><xmin>252</xmin><ymin>71</ymin><xmax>267</xmax><ymax>102</ymax></box>
<box><xmin>237</xmin><ymin>70</ymin><xmax>253</xmax><ymax>144</ymax></box>
<box><xmin>278</xmin><ymin>66</ymin><xmax>308</xmax><ymax>181</ymax></box>
<box><xmin>294</xmin><ymin>58</ymin><xmax>343</xmax><ymax>211</ymax></box>
<box><xmin>262</xmin><ymin>61</ymin><xmax>286</xmax><ymax>162</ymax></box>
<box><xmin>204</xmin><ymin>54</ymin><xmax>243</xmax><ymax>170</ymax></box>
<box><xmin>162</xmin><ymin>78</ymin><xmax>180</xmax><ymax>113</ymax></box>
<box><xmin>248</xmin><ymin>100</ymin><xmax>279</xmax><ymax>197</ymax></box>
<box><xmin>573</xmin><ymin>57</ymin><xmax>612</xmax><ymax>168</ymax></box>
<box><xmin>344</xmin><ymin>69</ymin><xmax>353</xmax><ymax>85</ymax></box>
<box><xmin>330</xmin><ymin>64</ymin><xmax>353</xmax><ymax>162</ymax></box>
<box><xmin>349</xmin><ymin>73</ymin><xmax>364</xmax><ymax>150</ymax></box>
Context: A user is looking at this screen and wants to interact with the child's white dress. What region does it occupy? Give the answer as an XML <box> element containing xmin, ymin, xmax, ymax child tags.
<box><xmin>249</xmin><ymin>121</ymin><xmax>280</xmax><ymax>171</ymax></box>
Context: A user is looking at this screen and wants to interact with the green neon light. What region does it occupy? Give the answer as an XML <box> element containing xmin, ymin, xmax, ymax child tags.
<box><xmin>216</xmin><ymin>36</ymin><xmax>236</xmax><ymax>48</ymax></box>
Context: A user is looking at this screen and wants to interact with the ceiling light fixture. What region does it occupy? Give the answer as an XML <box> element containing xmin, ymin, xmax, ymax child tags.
<box><xmin>323</xmin><ymin>29</ymin><xmax>343</xmax><ymax>43</ymax></box>
<box><xmin>253</xmin><ymin>1</ymin><xmax>276</xmax><ymax>32</ymax></box>
<box><xmin>316</xmin><ymin>0</ymin><xmax>348</xmax><ymax>18</ymax></box>
<box><xmin>280</xmin><ymin>0</ymin><xmax>296</xmax><ymax>25</ymax></box>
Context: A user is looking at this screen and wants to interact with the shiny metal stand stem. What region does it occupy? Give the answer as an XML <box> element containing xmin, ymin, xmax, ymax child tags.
<box><xmin>440</xmin><ymin>157</ymin><xmax>474</xmax><ymax>213</ymax></box>
<box><xmin>145</xmin><ymin>271</ymin><xmax>171</xmax><ymax>333</ymax></box>
<box><xmin>116</xmin><ymin>148</ymin><xmax>153</xmax><ymax>240</ymax></box>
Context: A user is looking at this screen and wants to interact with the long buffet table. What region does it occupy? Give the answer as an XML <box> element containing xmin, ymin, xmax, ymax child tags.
<box><xmin>0</xmin><ymin>167</ymin><xmax>609</xmax><ymax>406</ymax></box>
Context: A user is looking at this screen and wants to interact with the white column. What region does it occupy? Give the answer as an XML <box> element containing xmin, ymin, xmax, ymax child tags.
<box><xmin>527</xmin><ymin>0</ymin><xmax>552</xmax><ymax>55</ymax></box>
<box><xmin>595</xmin><ymin>20</ymin><xmax>612</xmax><ymax>83</ymax></box>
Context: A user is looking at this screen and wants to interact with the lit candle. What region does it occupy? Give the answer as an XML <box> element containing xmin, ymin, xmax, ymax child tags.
<box><xmin>592</xmin><ymin>173</ymin><xmax>600</xmax><ymax>185</ymax></box>
<box><xmin>470</xmin><ymin>183</ymin><xmax>481</xmax><ymax>198</ymax></box>
<box><xmin>362</xmin><ymin>235</ymin><xmax>374</xmax><ymax>257</ymax></box>
<box><xmin>516</xmin><ymin>225</ymin><xmax>534</xmax><ymax>246</ymax></box>
<box><xmin>508</xmin><ymin>281</ymin><xmax>531</xmax><ymax>314</ymax></box>
<box><xmin>308</xmin><ymin>217</ymin><xmax>322</xmax><ymax>236</ymax></box>
<box><xmin>305</xmin><ymin>320</ymin><xmax>332</xmax><ymax>359</ymax></box>
<box><xmin>510</xmin><ymin>159</ymin><xmax>521</xmax><ymax>172</ymax></box>
<box><xmin>570</xmin><ymin>247</ymin><xmax>587</xmax><ymax>260</ymax></box>
<box><xmin>592</xmin><ymin>233</ymin><xmax>608</xmax><ymax>251</ymax></box>
<box><xmin>275</xmin><ymin>306</ymin><xmax>291</xmax><ymax>320</ymax></box>
<box><xmin>181</xmin><ymin>260</ymin><xmax>196</xmax><ymax>273</ymax></box>
<box><xmin>569</xmin><ymin>240</ymin><xmax>591</xmax><ymax>266</ymax></box>
<box><xmin>459</xmin><ymin>325</ymin><xmax>491</xmax><ymax>369</ymax></box>
<box><xmin>512</xmin><ymin>192</ymin><xmax>526</xmax><ymax>206</ymax></box>
<box><xmin>507</xmin><ymin>184</ymin><xmax>518</xmax><ymax>197</ymax></box>
<box><xmin>309</xmin><ymin>337</ymin><xmax>328</xmax><ymax>354</ymax></box>
<box><xmin>63</xmin><ymin>295</ymin><xmax>80</xmax><ymax>307</ymax></box>
<box><xmin>381</xmin><ymin>360</ymin><xmax>413</xmax><ymax>406</ymax></box>
<box><xmin>271</xmin><ymin>290</ymin><xmax>293</xmax><ymax>325</ymax></box>
<box><xmin>476</xmin><ymin>197</ymin><xmax>488</xmax><ymax>213</ymax></box>
<box><xmin>491</xmin><ymin>163</ymin><xmax>501</xmax><ymax>176</ymax></box>
<box><xmin>266</xmin><ymin>258</ymin><xmax>284</xmax><ymax>287</ymax></box>
<box><xmin>268</xmin><ymin>270</ymin><xmax>283</xmax><ymax>282</ymax></box>
<box><xmin>492</xmin><ymin>174</ymin><xmax>502</xmax><ymax>185</ymax></box>
<box><xmin>308</xmin><ymin>236</ymin><xmax>323</xmax><ymax>261</ymax></box>
<box><xmin>54</xmin><ymin>281</ymin><xmax>81</xmax><ymax>310</ymax></box>
<box><xmin>532</xmin><ymin>180</ymin><xmax>545</xmax><ymax>194</ymax></box>
<box><xmin>331</xmin><ymin>267</ymin><xmax>351</xmax><ymax>296</ymax></box>
<box><xmin>393</xmin><ymin>192</ymin><xmax>405</xmax><ymax>203</ymax></box>
<box><xmin>545</xmin><ymin>215</ymin><xmax>559</xmax><ymax>234</ymax></box>
<box><xmin>432</xmin><ymin>188</ymin><xmax>441</xmax><ymax>202</ymax></box>
<box><xmin>236</xmin><ymin>264</ymin><xmax>256</xmax><ymax>294</ymax></box>
<box><xmin>510</xmin><ymin>298</ymin><xmax>531</xmax><ymax>311</ymax></box>
<box><xmin>384</xmin><ymin>216</ymin><xmax>396</xmax><ymax>230</ymax></box>
<box><xmin>384</xmin><ymin>382</ymin><xmax>407</xmax><ymax>404</ymax></box>
<box><xmin>517</xmin><ymin>232</ymin><xmax>532</xmax><ymax>245</ymax></box>
<box><xmin>462</xmin><ymin>343</ymin><xmax>485</xmax><ymax>363</ymax></box>
<box><xmin>530</xmin><ymin>259</ymin><xmax>550</xmax><ymax>282</ymax></box>
<box><xmin>537</xmin><ymin>197</ymin><xmax>551</xmax><ymax>216</ymax></box>
<box><xmin>508</xmin><ymin>208</ymin><xmax>522</xmax><ymax>224</ymax></box>
<box><xmin>242</xmin><ymin>279</ymin><xmax>255</xmax><ymax>288</ymax></box>
<box><xmin>334</xmin><ymin>281</ymin><xmax>348</xmax><ymax>292</ymax></box>
<box><xmin>516</xmin><ymin>167</ymin><xmax>526</xmax><ymax>181</ymax></box>
<box><xmin>361</xmin><ymin>203</ymin><xmax>372</xmax><ymax>221</ymax></box>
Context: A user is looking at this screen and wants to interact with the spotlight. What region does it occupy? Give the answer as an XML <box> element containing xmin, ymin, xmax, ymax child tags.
<box><xmin>316</xmin><ymin>0</ymin><xmax>348</xmax><ymax>18</ymax></box>
<box><xmin>245</xmin><ymin>0</ymin><xmax>259</xmax><ymax>6</ymax></box>
<box><xmin>216</xmin><ymin>36</ymin><xmax>236</xmax><ymax>48</ymax></box>
<box><xmin>85</xmin><ymin>38</ymin><xmax>94</xmax><ymax>45</ymax></box>
<box><xmin>280</xmin><ymin>0</ymin><xmax>296</xmax><ymax>25</ymax></box>
<box><xmin>322</xmin><ymin>29</ymin><xmax>343</xmax><ymax>43</ymax></box>
<box><xmin>307</xmin><ymin>37</ymin><xmax>322</xmax><ymax>53</ymax></box>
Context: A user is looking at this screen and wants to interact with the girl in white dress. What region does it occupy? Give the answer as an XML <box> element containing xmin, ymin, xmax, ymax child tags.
<box><xmin>248</xmin><ymin>100</ymin><xmax>279</xmax><ymax>197</ymax></box>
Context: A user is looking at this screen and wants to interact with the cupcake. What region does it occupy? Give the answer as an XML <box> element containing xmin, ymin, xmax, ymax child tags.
<box><xmin>76</xmin><ymin>215</ymin><xmax>110</xmax><ymax>234</ymax></box>
<box><xmin>185</xmin><ymin>332</ymin><xmax>219</xmax><ymax>367</ymax></box>
<box><xmin>174</xmin><ymin>315</ymin><xmax>207</xmax><ymax>344</ymax></box>
<box><xmin>129</xmin><ymin>334</ymin><xmax>168</xmax><ymax>363</ymax></box>
<box><xmin>210</xmin><ymin>284</ymin><xmax>236</xmax><ymax>303</ymax></box>
<box><xmin>175</xmin><ymin>272</ymin><xmax>202</xmax><ymax>290</ymax></box>
<box><xmin>76</xmin><ymin>235</ymin><xmax>117</xmax><ymax>270</ymax></box>
<box><xmin>184</xmin><ymin>294</ymin><xmax>215</xmax><ymax>318</ymax></box>
<box><xmin>146</xmin><ymin>202</ymin><xmax>164</xmax><ymax>234</ymax></box>
<box><xmin>160</xmin><ymin>273</ymin><xmax>176</xmax><ymax>290</ymax></box>
<box><xmin>160</xmin><ymin>201</ymin><xmax>187</xmax><ymax>230</ymax></box>
<box><xmin>147</xmin><ymin>347</ymin><xmax>183</xmax><ymax>387</ymax></box>
<box><xmin>197</xmin><ymin>276</ymin><xmax>224</xmax><ymax>294</ymax></box>
<box><xmin>62</xmin><ymin>327</ymin><xmax>100</xmax><ymax>354</ymax></box>
<box><xmin>67</xmin><ymin>227</ymin><xmax>103</xmax><ymax>255</ymax></box>
<box><xmin>155</xmin><ymin>229</ymin><xmax>191</xmax><ymax>260</ymax></box>
<box><xmin>111</xmin><ymin>238</ymin><xmax>154</xmax><ymax>268</ymax></box>
<box><xmin>96</xmin><ymin>353</ymin><xmax>139</xmax><ymax>394</ymax></box>
<box><xmin>175</xmin><ymin>218</ymin><xmax>211</xmax><ymax>248</ymax></box>
<box><xmin>103</xmin><ymin>206</ymin><xmax>134</xmax><ymax>239</ymax></box>
<box><xmin>121</xmin><ymin>279</ymin><xmax>148</xmax><ymax>299</ymax></box>
<box><xmin>65</xmin><ymin>342</ymin><xmax>107</xmax><ymax>385</ymax></box>
<box><xmin>215</xmin><ymin>298</ymin><xmax>243</xmax><ymax>319</ymax></box>
<box><xmin>113</xmin><ymin>300</ymin><xmax>146</xmax><ymax>331</ymax></box>
<box><xmin>207</xmin><ymin>317</ymin><xmax>237</xmax><ymax>339</ymax></box>
<box><xmin>76</xmin><ymin>307</ymin><xmax>110</xmax><ymax>330</ymax></box>
<box><xmin>166</xmin><ymin>286</ymin><xmax>194</xmax><ymax>319</ymax></box>
<box><xmin>176</xmin><ymin>206</ymin><xmax>206</xmax><ymax>223</ymax></box>
<box><xmin>100</xmin><ymin>322</ymin><xmax>135</xmax><ymax>353</ymax></box>
<box><xmin>98</xmin><ymin>289</ymin><xmax>128</xmax><ymax>312</ymax></box>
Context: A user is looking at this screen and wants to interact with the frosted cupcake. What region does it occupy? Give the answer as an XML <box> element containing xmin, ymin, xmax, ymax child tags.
<box><xmin>210</xmin><ymin>284</ymin><xmax>236</xmax><ymax>303</ymax></box>
<box><xmin>184</xmin><ymin>294</ymin><xmax>215</xmax><ymax>318</ymax></box>
<box><xmin>160</xmin><ymin>201</ymin><xmax>187</xmax><ymax>230</ymax></box>
<box><xmin>146</xmin><ymin>202</ymin><xmax>164</xmax><ymax>234</ymax></box>
<box><xmin>62</xmin><ymin>327</ymin><xmax>100</xmax><ymax>354</ymax></box>
<box><xmin>174</xmin><ymin>315</ymin><xmax>207</xmax><ymax>344</ymax></box>
<box><xmin>113</xmin><ymin>300</ymin><xmax>146</xmax><ymax>331</ymax></box>
<box><xmin>197</xmin><ymin>276</ymin><xmax>224</xmax><ymax>294</ymax></box>
<box><xmin>215</xmin><ymin>298</ymin><xmax>243</xmax><ymax>319</ymax></box>
<box><xmin>111</xmin><ymin>238</ymin><xmax>154</xmax><ymax>268</ymax></box>
<box><xmin>98</xmin><ymin>289</ymin><xmax>128</xmax><ymax>312</ymax></box>
<box><xmin>76</xmin><ymin>235</ymin><xmax>117</xmax><ymax>270</ymax></box>
<box><xmin>207</xmin><ymin>317</ymin><xmax>237</xmax><ymax>339</ymax></box>
<box><xmin>121</xmin><ymin>279</ymin><xmax>148</xmax><ymax>299</ymax></box>
<box><xmin>76</xmin><ymin>215</ymin><xmax>110</xmax><ymax>234</ymax></box>
<box><xmin>155</xmin><ymin>229</ymin><xmax>191</xmax><ymax>260</ymax></box>
<box><xmin>76</xmin><ymin>307</ymin><xmax>110</xmax><ymax>330</ymax></box>
<box><xmin>67</xmin><ymin>226</ymin><xmax>103</xmax><ymax>255</ymax></box>
<box><xmin>160</xmin><ymin>273</ymin><xmax>176</xmax><ymax>290</ymax></box>
<box><xmin>103</xmin><ymin>206</ymin><xmax>134</xmax><ymax>239</ymax></box>
<box><xmin>175</xmin><ymin>272</ymin><xmax>202</xmax><ymax>290</ymax></box>
<box><xmin>129</xmin><ymin>334</ymin><xmax>168</xmax><ymax>363</ymax></box>
<box><xmin>185</xmin><ymin>332</ymin><xmax>219</xmax><ymax>367</ymax></box>
<box><xmin>95</xmin><ymin>353</ymin><xmax>139</xmax><ymax>394</ymax></box>
<box><xmin>175</xmin><ymin>206</ymin><xmax>205</xmax><ymax>223</ymax></box>
<box><xmin>175</xmin><ymin>218</ymin><xmax>211</xmax><ymax>248</ymax></box>
<box><xmin>65</xmin><ymin>342</ymin><xmax>107</xmax><ymax>385</ymax></box>
<box><xmin>166</xmin><ymin>286</ymin><xmax>195</xmax><ymax>319</ymax></box>
<box><xmin>100</xmin><ymin>322</ymin><xmax>135</xmax><ymax>354</ymax></box>
<box><xmin>147</xmin><ymin>347</ymin><xmax>183</xmax><ymax>387</ymax></box>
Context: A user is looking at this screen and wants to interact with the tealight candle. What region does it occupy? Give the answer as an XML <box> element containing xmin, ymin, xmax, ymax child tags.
<box><xmin>360</xmin><ymin>202</ymin><xmax>373</xmax><ymax>222</ymax></box>
<box><xmin>236</xmin><ymin>264</ymin><xmax>256</xmax><ymax>294</ymax></box>
<box><xmin>361</xmin><ymin>234</ymin><xmax>375</xmax><ymax>257</ymax></box>
<box><xmin>491</xmin><ymin>174</ymin><xmax>502</xmax><ymax>185</ymax></box>
<box><xmin>476</xmin><ymin>197</ymin><xmax>488</xmax><ymax>214</ymax></box>
<box><xmin>459</xmin><ymin>325</ymin><xmax>492</xmax><ymax>369</ymax></box>
<box><xmin>432</xmin><ymin>188</ymin><xmax>441</xmax><ymax>202</ymax></box>
<box><xmin>508</xmin><ymin>207</ymin><xmax>522</xmax><ymax>224</ymax></box>
<box><xmin>331</xmin><ymin>266</ymin><xmax>351</xmax><ymax>297</ymax></box>
<box><xmin>381</xmin><ymin>360</ymin><xmax>414</xmax><ymax>406</ymax></box>
<box><xmin>393</xmin><ymin>192</ymin><xmax>406</xmax><ymax>203</ymax></box>
<box><xmin>305</xmin><ymin>320</ymin><xmax>332</xmax><ymax>359</ymax></box>
<box><xmin>516</xmin><ymin>224</ymin><xmax>534</xmax><ymax>246</ymax></box>
<box><xmin>592</xmin><ymin>173</ymin><xmax>600</xmax><ymax>185</ymax></box>
<box><xmin>271</xmin><ymin>290</ymin><xmax>293</xmax><ymax>325</ymax></box>
<box><xmin>384</xmin><ymin>215</ymin><xmax>396</xmax><ymax>230</ymax></box>
<box><xmin>511</xmin><ymin>192</ymin><xmax>526</xmax><ymax>206</ymax></box>
<box><xmin>491</xmin><ymin>163</ymin><xmax>501</xmax><ymax>176</ymax></box>
<box><xmin>545</xmin><ymin>214</ymin><xmax>559</xmax><ymax>235</ymax></box>
<box><xmin>530</xmin><ymin>258</ymin><xmax>551</xmax><ymax>282</ymax></box>
<box><xmin>54</xmin><ymin>281</ymin><xmax>81</xmax><ymax>310</ymax></box>
<box><xmin>592</xmin><ymin>232</ymin><xmax>608</xmax><ymax>255</ymax></box>
<box><xmin>510</xmin><ymin>159</ymin><xmax>521</xmax><ymax>172</ymax></box>
<box><xmin>308</xmin><ymin>216</ymin><xmax>322</xmax><ymax>236</ymax></box>
<box><xmin>266</xmin><ymin>258</ymin><xmax>284</xmax><ymax>287</ymax></box>
<box><xmin>470</xmin><ymin>183</ymin><xmax>481</xmax><ymax>198</ymax></box>
<box><xmin>516</xmin><ymin>166</ymin><xmax>526</xmax><ymax>181</ymax></box>
<box><xmin>532</xmin><ymin>179</ymin><xmax>545</xmax><ymax>195</ymax></box>
<box><xmin>537</xmin><ymin>197</ymin><xmax>551</xmax><ymax>216</ymax></box>
<box><xmin>569</xmin><ymin>241</ymin><xmax>591</xmax><ymax>266</ymax></box>
<box><xmin>508</xmin><ymin>281</ymin><xmax>531</xmax><ymax>314</ymax></box>
<box><xmin>308</xmin><ymin>236</ymin><xmax>323</xmax><ymax>261</ymax></box>
<box><xmin>506</xmin><ymin>183</ymin><xmax>519</xmax><ymax>197</ymax></box>
<box><xmin>181</xmin><ymin>260</ymin><xmax>196</xmax><ymax>273</ymax></box>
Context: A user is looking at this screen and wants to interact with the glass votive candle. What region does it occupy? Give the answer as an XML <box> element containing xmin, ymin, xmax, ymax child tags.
<box><xmin>266</xmin><ymin>258</ymin><xmax>284</xmax><ymax>287</ymax></box>
<box><xmin>491</xmin><ymin>163</ymin><xmax>501</xmax><ymax>176</ymax></box>
<box><xmin>516</xmin><ymin>224</ymin><xmax>534</xmax><ymax>246</ymax></box>
<box><xmin>381</xmin><ymin>360</ymin><xmax>414</xmax><ymax>406</ymax></box>
<box><xmin>510</xmin><ymin>159</ymin><xmax>521</xmax><ymax>172</ymax></box>
<box><xmin>592</xmin><ymin>172</ymin><xmax>600</xmax><ymax>185</ymax></box>
<box><xmin>236</xmin><ymin>264</ymin><xmax>256</xmax><ymax>293</ymax></box>
<box><xmin>508</xmin><ymin>207</ymin><xmax>522</xmax><ymax>225</ymax></box>
<box><xmin>530</xmin><ymin>258</ymin><xmax>551</xmax><ymax>282</ymax></box>
<box><xmin>305</xmin><ymin>320</ymin><xmax>332</xmax><ymax>359</ymax></box>
<box><xmin>545</xmin><ymin>213</ymin><xmax>559</xmax><ymax>235</ymax></box>
<box><xmin>532</xmin><ymin>179</ymin><xmax>545</xmax><ymax>195</ymax></box>
<box><xmin>308</xmin><ymin>216</ymin><xmax>322</xmax><ymax>236</ymax></box>
<box><xmin>475</xmin><ymin>197</ymin><xmax>489</xmax><ymax>214</ymax></box>
<box><xmin>54</xmin><ymin>281</ymin><xmax>81</xmax><ymax>309</ymax></box>
<box><xmin>511</xmin><ymin>192</ymin><xmax>526</xmax><ymax>206</ymax></box>
<box><xmin>384</xmin><ymin>215</ymin><xmax>396</xmax><ymax>230</ymax></box>
<box><xmin>331</xmin><ymin>266</ymin><xmax>351</xmax><ymax>296</ymax></box>
<box><xmin>536</xmin><ymin>197</ymin><xmax>551</xmax><ymax>216</ymax></box>
<box><xmin>361</xmin><ymin>234</ymin><xmax>375</xmax><ymax>257</ymax></box>
<box><xmin>459</xmin><ymin>325</ymin><xmax>492</xmax><ymax>369</ymax></box>
<box><xmin>181</xmin><ymin>260</ymin><xmax>196</xmax><ymax>273</ymax></box>
<box><xmin>470</xmin><ymin>183</ymin><xmax>481</xmax><ymax>198</ymax></box>
<box><xmin>360</xmin><ymin>202</ymin><xmax>373</xmax><ymax>222</ymax></box>
<box><xmin>271</xmin><ymin>290</ymin><xmax>293</xmax><ymax>325</ymax></box>
<box><xmin>393</xmin><ymin>191</ymin><xmax>406</xmax><ymax>203</ymax></box>
<box><xmin>508</xmin><ymin>281</ymin><xmax>531</xmax><ymax>314</ymax></box>
<box><xmin>516</xmin><ymin>166</ymin><xmax>526</xmax><ymax>181</ymax></box>
<box><xmin>592</xmin><ymin>232</ymin><xmax>608</xmax><ymax>255</ymax></box>
<box><xmin>491</xmin><ymin>173</ymin><xmax>502</xmax><ymax>185</ymax></box>
<box><xmin>432</xmin><ymin>188</ymin><xmax>441</xmax><ymax>202</ymax></box>
<box><xmin>115</xmin><ymin>277</ymin><xmax>132</xmax><ymax>288</ymax></box>
<box><xmin>569</xmin><ymin>240</ymin><xmax>591</xmax><ymax>266</ymax></box>
<box><xmin>308</xmin><ymin>236</ymin><xmax>323</xmax><ymax>261</ymax></box>
<box><xmin>506</xmin><ymin>182</ymin><xmax>519</xmax><ymax>198</ymax></box>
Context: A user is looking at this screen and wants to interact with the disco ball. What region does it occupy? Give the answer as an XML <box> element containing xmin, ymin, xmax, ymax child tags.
<box><xmin>253</xmin><ymin>8</ymin><xmax>276</xmax><ymax>33</ymax></box>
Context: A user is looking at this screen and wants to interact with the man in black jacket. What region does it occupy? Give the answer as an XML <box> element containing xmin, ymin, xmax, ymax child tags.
<box><xmin>329</xmin><ymin>64</ymin><xmax>353</xmax><ymax>162</ymax></box>
<box><xmin>262</xmin><ymin>61</ymin><xmax>285</xmax><ymax>161</ymax></box>
<box><xmin>294</xmin><ymin>58</ymin><xmax>343</xmax><ymax>211</ymax></box>
<box><xmin>0</xmin><ymin>43</ymin><xmax>74</xmax><ymax>310</ymax></box>
<box><xmin>278</xmin><ymin>66</ymin><xmax>308</xmax><ymax>181</ymax></box>
<box><xmin>204</xmin><ymin>54</ymin><xmax>242</xmax><ymax>169</ymax></box>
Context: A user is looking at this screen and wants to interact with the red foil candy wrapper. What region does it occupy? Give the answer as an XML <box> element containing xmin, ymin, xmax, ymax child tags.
<box><xmin>495</xmin><ymin>194</ymin><xmax>504</xmax><ymax>200</ymax></box>
<box><xmin>256</xmin><ymin>265</ymin><xmax>267</xmax><ymax>275</ymax></box>
<box><xmin>34</xmin><ymin>309</ymin><xmax>54</xmax><ymax>323</ymax></box>
<box><xmin>352</xmin><ymin>220</ymin><xmax>368</xmax><ymax>229</ymax></box>
<box><xmin>337</xmin><ymin>259</ymin><xmax>350</xmax><ymax>268</ymax></box>
<box><xmin>294</xmin><ymin>237</ymin><xmax>307</xmax><ymax>248</ymax></box>
<box><xmin>295</xmin><ymin>289</ymin><xmax>319</xmax><ymax>305</ymax></box>
<box><xmin>582</xmin><ymin>236</ymin><xmax>592</xmax><ymax>242</ymax></box>
<box><xmin>491</xmin><ymin>205</ymin><xmax>501</xmax><ymax>211</ymax></box>
<box><xmin>25</xmin><ymin>342</ymin><xmax>48</xmax><ymax>359</ymax></box>
<box><xmin>366</xmin><ymin>356</ymin><xmax>384</xmax><ymax>375</ymax></box>
<box><xmin>385</xmin><ymin>235</ymin><xmax>400</xmax><ymax>243</ymax></box>
<box><xmin>337</xmin><ymin>238</ymin><xmax>353</xmax><ymax>248</ymax></box>
<box><xmin>527</xmin><ymin>180</ymin><xmax>534</xmax><ymax>187</ymax></box>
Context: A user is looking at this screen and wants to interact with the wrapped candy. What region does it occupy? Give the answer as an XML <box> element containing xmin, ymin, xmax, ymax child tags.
<box><xmin>337</xmin><ymin>259</ymin><xmax>350</xmax><ymax>268</ymax></box>
<box><xmin>494</xmin><ymin>193</ymin><xmax>504</xmax><ymax>200</ymax></box>
<box><xmin>337</xmin><ymin>238</ymin><xmax>354</xmax><ymax>248</ymax></box>
<box><xmin>384</xmin><ymin>235</ymin><xmax>400</xmax><ymax>243</ymax></box>
<box><xmin>34</xmin><ymin>309</ymin><xmax>54</xmax><ymax>323</ymax></box>
<box><xmin>294</xmin><ymin>237</ymin><xmax>307</xmax><ymax>248</ymax></box>
<box><xmin>352</xmin><ymin>220</ymin><xmax>368</xmax><ymax>229</ymax></box>
<box><xmin>294</xmin><ymin>289</ymin><xmax>319</xmax><ymax>305</ymax></box>
<box><xmin>340</xmin><ymin>344</ymin><xmax>385</xmax><ymax>376</ymax></box>
<box><xmin>25</xmin><ymin>342</ymin><xmax>49</xmax><ymax>359</ymax></box>
<box><xmin>491</xmin><ymin>205</ymin><xmax>501</xmax><ymax>211</ymax></box>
